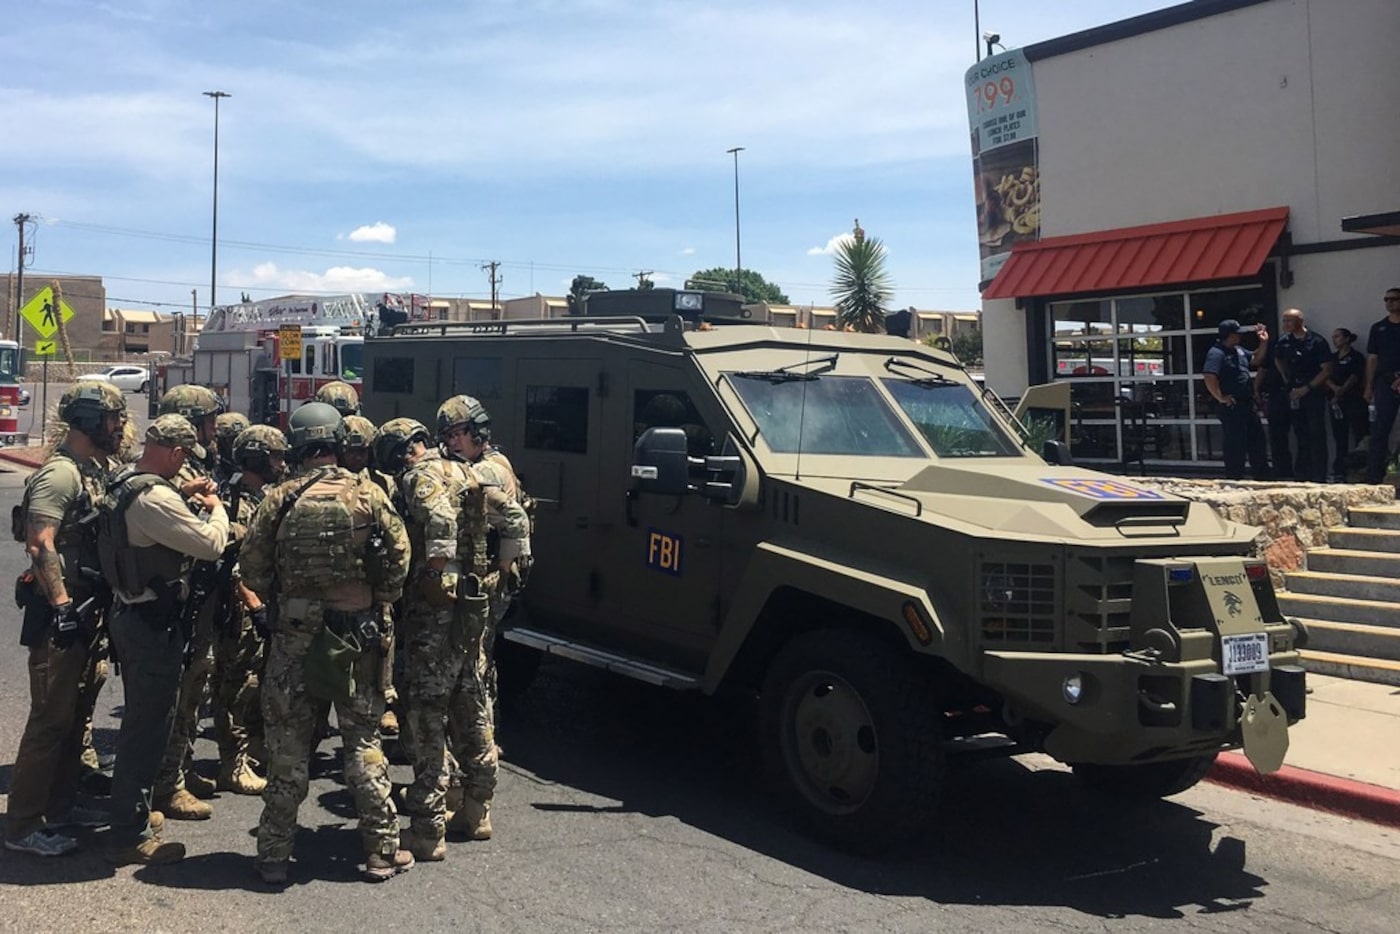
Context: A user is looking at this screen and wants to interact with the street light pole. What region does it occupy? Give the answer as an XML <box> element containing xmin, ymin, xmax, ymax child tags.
<box><xmin>726</xmin><ymin>146</ymin><xmax>744</xmax><ymax>296</ymax></box>
<box><xmin>203</xmin><ymin>90</ymin><xmax>230</xmax><ymax>330</ymax></box>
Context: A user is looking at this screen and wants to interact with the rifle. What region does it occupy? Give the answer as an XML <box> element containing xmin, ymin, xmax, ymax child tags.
<box><xmin>179</xmin><ymin>473</ymin><xmax>245</xmax><ymax>655</ymax></box>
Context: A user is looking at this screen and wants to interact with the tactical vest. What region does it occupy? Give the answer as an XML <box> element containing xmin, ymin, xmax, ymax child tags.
<box><xmin>97</xmin><ymin>468</ymin><xmax>187</xmax><ymax>597</ymax></box>
<box><xmin>412</xmin><ymin>456</ymin><xmax>489</xmax><ymax>576</ymax></box>
<box><xmin>274</xmin><ymin>468</ymin><xmax>370</xmax><ymax>593</ymax></box>
<box><xmin>17</xmin><ymin>448</ymin><xmax>106</xmax><ymax>600</ymax></box>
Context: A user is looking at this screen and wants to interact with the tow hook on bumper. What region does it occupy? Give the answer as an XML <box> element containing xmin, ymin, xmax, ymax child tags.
<box><xmin>1189</xmin><ymin>665</ymin><xmax>1306</xmax><ymax>774</ymax></box>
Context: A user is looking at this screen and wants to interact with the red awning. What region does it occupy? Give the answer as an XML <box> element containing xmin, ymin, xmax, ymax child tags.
<box><xmin>983</xmin><ymin>206</ymin><xmax>1289</xmax><ymax>300</ymax></box>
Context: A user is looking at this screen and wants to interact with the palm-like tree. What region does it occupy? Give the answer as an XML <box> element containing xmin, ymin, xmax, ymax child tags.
<box><xmin>831</xmin><ymin>223</ymin><xmax>892</xmax><ymax>333</ymax></box>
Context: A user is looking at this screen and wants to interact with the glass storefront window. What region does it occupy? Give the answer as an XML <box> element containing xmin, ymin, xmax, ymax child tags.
<box><xmin>1049</xmin><ymin>285</ymin><xmax>1272</xmax><ymax>467</ymax></box>
<box><xmin>1116</xmin><ymin>294</ymin><xmax>1185</xmax><ymax>333</ymax></box>
<box><xmin>1051</xmin><ymin>300</ymin><xmax>1112</xmax><ymax>338</ymax></box>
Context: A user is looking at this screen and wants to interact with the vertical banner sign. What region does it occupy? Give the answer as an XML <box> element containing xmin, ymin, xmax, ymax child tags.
<box><xmin>966</xmin><ymin>50</ymin><xmax>1041</xmax><ymax>284</ymax></box>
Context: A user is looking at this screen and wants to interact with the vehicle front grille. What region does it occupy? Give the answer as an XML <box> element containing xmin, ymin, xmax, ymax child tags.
<box><xmin>1064</xmin><ymin>553</ymin><xmax>1136</xmax><ymax>652</ymax></box>
<box><xmin>979</xmin><ymin>562</ymin><xmax>1056</xmax><ymax>644</ymax></box>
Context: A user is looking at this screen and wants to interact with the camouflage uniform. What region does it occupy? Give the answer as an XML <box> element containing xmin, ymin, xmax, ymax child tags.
<box><xmin>242</xmin><ymin>458</ymin><xmax>409</xmax><ymax>869</ymax></box>
<box><xmin>152</xmin><ymin>385</ymin><xmax>226</xmax><ymax>815</ymax></box>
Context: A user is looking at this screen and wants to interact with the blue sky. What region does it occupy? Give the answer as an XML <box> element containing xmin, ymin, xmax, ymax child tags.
<box><xmin>3</xmin><ymin>0</ymin><xmax>1170</xmax><ymax>316</ymax></box>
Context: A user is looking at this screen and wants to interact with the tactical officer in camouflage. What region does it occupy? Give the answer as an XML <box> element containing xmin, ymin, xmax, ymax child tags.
<box><xmin>339</xmin><ymin>413</ymin><xmax>401</xmax><ymax>736</ymax></box>
<box><xmin>376</xmin><ymin>416</ymin><xmax>527</xmax><ymax>852</ymax></box>
<box><xmin>210</xmin><ymin>425</ymin><xmax>289</xmax><ymax>796</ymax></box>
<box><xmin>313</xmin><ymin>380</ymin><xmax>361</xmax><ymax>418</ymax></box>
<box><xmin>213</xmin><ymin>411</ymin><xmax>251</xmax><ymax>482</ymax></box>
<box><xmin>439</xmin><ymin>394</ymin><xmax>533</xmax><ymax>725</ymax></box>
<box><xmin>5</xmin><ymin>384</ymin><xmax>127</xmax><ymax>858</ymax></box>
<box><xmin>151</xmin><ymin>384</ymin><xmax>226</xmax><ymax>821</ymax></box>
<box><xmin>103</xmin><ymin>415</ymin><xmax>230</xmax><ymax>866</ymax></box>
<box><xmin>242</xmin><ymin>402</ymin><xmax>412</xmax><ymax>885</ymax></box>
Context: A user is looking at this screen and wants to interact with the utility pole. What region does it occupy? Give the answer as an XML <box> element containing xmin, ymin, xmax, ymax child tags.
<box><xmin>632</xmin><ymin>270</ymin><xmax>654</xmax><ymax>290</ymax></box>
<box><xmin>726</xmin><ymin>147</ymin><xmax>744</xmax><ymax>296</ymax></box>
<box><xmin>482</xmin><ymin>261</ymin><xmax>501</xmax><ymax>319</ymax></box>
<box><xmin>203</xmin><ymin>90</ymin><xmax>231</xmax><ymax>328</ymax></box>
<box><xmin>12</xmin><ymin>213</ymin><xmax>31</xmax><ymax>343</ymax></box>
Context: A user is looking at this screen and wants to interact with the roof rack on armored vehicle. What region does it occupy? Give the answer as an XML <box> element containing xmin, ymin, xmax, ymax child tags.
<box><xmin>388</xmin><ymin>315</ymin><xmax>661</xmax><ymax>339</ymax></box>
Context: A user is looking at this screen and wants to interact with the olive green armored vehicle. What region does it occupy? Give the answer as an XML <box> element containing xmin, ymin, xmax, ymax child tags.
<box><xmin>363</xmin><ymin>289</ymin><xmax>1306</xmax><ymax>851</ymax></box>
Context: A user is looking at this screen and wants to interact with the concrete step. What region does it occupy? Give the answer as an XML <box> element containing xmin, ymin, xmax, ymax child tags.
<box><xmin>1284</xmin><ymin>570</ymin><xmax>1400</xmax><ymax>604</ymax></box>
<box><xmin>1299</xmin><ymin>649</ymin><xmax>1400</xmax><ymax>687</ymax></box>
<box><xmin>1326</xmin><ymin>527</ymin><xmax>1400</xmax><ymax>553</ymax></box>
<box><xmin>1347</xmin><ymin>506</ymin><xmax>1400</xmax><ymax>530</ymax></box>
<box><xmin>1306</xmin><ymin>547</ymin><xmax>1400</xmax><ymax>577</ymax></box>
<box><xmin>1278</xmin><ymin>592</ymin><xmax>1400</xmax><ymax>628</ymax></box>
<box><xmin>1300</xmin><ymin>619</ymin><xmax>1400</xmax><ymax>662</ymax></box>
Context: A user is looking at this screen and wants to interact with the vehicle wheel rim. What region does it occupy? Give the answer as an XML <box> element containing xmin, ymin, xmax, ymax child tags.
<box><xmin>781</xmin><ymin>670</ymin><xmax>879</xmax><ymax>815</ymax></box>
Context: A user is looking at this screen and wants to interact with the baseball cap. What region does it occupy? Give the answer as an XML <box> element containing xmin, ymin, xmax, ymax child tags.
<box><xmin>147</xmin><ymin>413</ymin><xmax>201</xmax><ymax>453</ymax></box>
<box><xmin>1218</xmin><ymin>319</ymin><xmax>1242</xmax><ymax>336</ymax></box>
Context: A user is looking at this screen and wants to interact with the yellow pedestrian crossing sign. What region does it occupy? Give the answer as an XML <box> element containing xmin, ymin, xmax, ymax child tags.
<box><xmin>33</xmin><ymin>340</ymin><xmax>58</xmax><ymax>357</ymax></box>
<box><xmin>19</xmin><ymin>286</ymin><xmax>75</xmax><ymax>339</ymax></box>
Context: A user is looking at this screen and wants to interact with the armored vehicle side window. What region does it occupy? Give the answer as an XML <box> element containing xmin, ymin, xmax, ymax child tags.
<box><xmin>454</xmin><ymin>358</ymin><xmax>504</xmax><ymax>401</ymax></box>
<box><xmin>881</xmin><ymin>379</ymin><xmax>1021</xmax><ymax>457</ymax></box>
<box><xmin>633</xmin><ymin>390</ymin><xmax>714</xmax><ymax>458</ymax></box>
<box><xmin>526</xmin><ymin>385</ymin><xmax>589</xmax><ymax>453</ymax></box>
<box><xmin>729</xmin><ymin>375</ymin><xmax>922</xmax><ymax>456</ymax></box>
<box><xmin>373</xmin><ymin>356</ymin><xmax>415</xmax><ymax>394</ymax></box>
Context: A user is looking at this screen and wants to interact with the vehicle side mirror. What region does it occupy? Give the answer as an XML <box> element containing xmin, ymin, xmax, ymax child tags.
<box><xmin>697</xmin><ymin>434</ymin><xmax>759</xmax><ymax>509</ymax></box>
<box><xmin>632</xmin><ymin>427</ymin><xmax>691</xmax><ymax>495</ymax></box>
<box><xmin>1042</xmin><ymin>439</ymin><xmax>1075</xmax><ymax>466</ymax></box>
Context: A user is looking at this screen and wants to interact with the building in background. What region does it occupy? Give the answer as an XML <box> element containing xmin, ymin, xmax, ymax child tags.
<box><xmin>2</xmin><ymin>273</ymin><xmax>106</xmax><ymax>356</ymax></box>
<box><xmin>971</xmin><ymin>0</ymin><xmax>1400</xmax><ymax>471</ymax></box>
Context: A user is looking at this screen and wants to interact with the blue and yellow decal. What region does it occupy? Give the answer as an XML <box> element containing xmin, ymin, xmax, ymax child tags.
<box><xmin>1041</xmin><ymin>477</ymin><xmax>1164</xmax><ymax>500</ymax></box>
<box><xmin>646</xmin><ymin>527</ymin><xmax>684</xmax><ymax>576</ymax></box>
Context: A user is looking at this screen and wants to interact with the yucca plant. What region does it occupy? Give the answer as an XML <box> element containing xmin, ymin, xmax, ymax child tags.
<box><xmin>831</xmin><ymin>232</ymin><xmax>893</xmax><ymax>333</ymax></box>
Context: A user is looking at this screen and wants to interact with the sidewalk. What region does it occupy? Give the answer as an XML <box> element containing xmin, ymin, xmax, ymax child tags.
<box><xmin>1207</xmin><ymin>672</ymin><xmax>1400</xmax><ymax>827</ymax></box>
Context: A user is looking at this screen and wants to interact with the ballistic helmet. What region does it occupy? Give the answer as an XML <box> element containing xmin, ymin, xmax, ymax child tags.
<box><xmin>232</xmin><ymin>424</ymin><xmax>289</xmax><ymax>463</ymax></box>
<box><xmin>313</xmin><ymin>380</ymin><xmax>361</xmax><ymax>418</ymax></box>
<box><xmin>372</xmin><ymin>418</ymin><xmax>431</xmax><ymax>475</ymax></box>
<box><xmin>436</xmin><ymin>394</ymin><xmax>491</xmax><ymax>442</ymax></box>
<box><xmin>158</xmin><ymin>384</ymin><xmax>224</xmax><ymax>421</ymax></box>
<box><xmin>287</xmin><ymin>401</ymin><xmax>346</xmax><ymax>455</ymax></box>
<box><xmin>60</xmin><ymin>382</ymin><xmax>127</xmax><ymax>450</ymax></box>
<box><xmin>214</xmin><ymin>412</ymin><xmax>251</xmax><ymax>447</ymax></box>
<box><xmin>342</xmin><ymin>414</ymin><xmax>376</xmax><ymax>449</ymax></box>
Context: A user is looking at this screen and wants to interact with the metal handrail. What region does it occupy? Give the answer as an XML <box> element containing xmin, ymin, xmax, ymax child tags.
<box><xmin>388</xmin><ymin>315</ymin><xmax>655</xmax><ymax>338</ymax></box>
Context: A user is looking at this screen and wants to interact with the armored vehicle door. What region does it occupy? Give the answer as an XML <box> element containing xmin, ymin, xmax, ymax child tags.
<box><xmin>512</xmin><ymin>356</ymin><xmax>604</xmax><ymax>628</ymax></box>
<box><xmin>594</xmin><ymin>357</ymin><xmax>725</xmax><ymax>671</ymax></box>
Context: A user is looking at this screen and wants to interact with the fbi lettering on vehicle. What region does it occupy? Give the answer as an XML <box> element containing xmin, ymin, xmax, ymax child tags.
<box><xmin>646</xmin><ymin>528</ymin><xmax>683</xmax><ymax>576</ymax></box>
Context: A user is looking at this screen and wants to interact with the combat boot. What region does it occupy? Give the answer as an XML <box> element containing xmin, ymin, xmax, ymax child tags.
<box><xmin>184</xmin><ymin>771</ymin><xmax>218</xmax><ymax>800</ymax></box>
<box><xmin>379</xmin><ymin>708</ymin><xmax>399</xmax><ymax>735</ymax></box>
<box><xmin>447</xmin><ymin>796</ymin><xmax>492</xmax><ymax>840</ymax></box>
<box><xmin>217</xmin><ymin>756</ymin><xmax>268</xmax><ymax>795</ymax></box>
<box><xmin>104</xmin><ymin>837</ymin><xmax>186</xmax><ymax>866</ymax></box>
<box><xmin>257</xmin><ymin>859</ymin><xmax>290</xmax><ymax>886</ymax></box>
<box><xmin>154</xmin><ymin>789</ymin><xmax>212</xmax><ymax>821</ymax></box>
<box><xmin>362</xmin><ymin>848</ymin><xmax>414</xmax><ymax>882</ymax></box>
<box><xmin>400</xmin><ymin>827</ymin><xmax>446</xmax><ymax>862</ymax></box>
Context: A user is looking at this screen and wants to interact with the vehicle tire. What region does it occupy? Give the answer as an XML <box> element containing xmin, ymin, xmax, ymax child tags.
<box><xmin>138</xmin><ymin>380</ymin><xmax>149</xmax><ymax>394</ymax></box>
<box><xmin>759</xmin><ymin>628</ymin><xmax>943</xmax><ymax>854</ymax></box>
<box><xmin>1071</xmin><ymin>753</ymin><xmax>1218</xmax><ymax>799</ymax></box>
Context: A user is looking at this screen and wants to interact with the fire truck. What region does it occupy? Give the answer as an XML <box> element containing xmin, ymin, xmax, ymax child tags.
<box><xmin>0</xmin><ymin>339</ymin><xmax>21</xmax><ymax>444</ymax></box>
<box><xmin>164</xmin><ymin>293</ymin><xmax>419</xmax><ymax>426</ymax></box>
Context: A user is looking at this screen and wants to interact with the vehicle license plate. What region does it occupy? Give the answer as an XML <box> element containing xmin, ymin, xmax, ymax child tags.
<box><xmin>1222</xmin><ymin>632</ymin><xmax>1270</xmax><ymax>676</ymax></box>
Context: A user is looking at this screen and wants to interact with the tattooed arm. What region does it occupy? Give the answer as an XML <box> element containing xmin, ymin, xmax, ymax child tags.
<box><xmin>26</xmin><ymin>517</ymin><xmax>70</xmax><ymax>607</ymax></box>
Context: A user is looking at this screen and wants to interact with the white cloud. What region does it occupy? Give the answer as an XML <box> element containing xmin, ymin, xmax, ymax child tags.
<box><xmin>807</xmin><ymin>232</ymin><xmax>856</xmax><ymax>256</ymax></box>
<box><xmin>240</xmin><ymin>261</ymin><xmax>414</xmax><ymax>293</ymax></box>
<box><xmin>345</xmin><ymin>222</ymin><xmax>397</xmax><ymax>244</ymax></box>
<box><xmin>679</xmin><ymin>247</ymin><xmax>695</xmax><ymax>255</ymax></box>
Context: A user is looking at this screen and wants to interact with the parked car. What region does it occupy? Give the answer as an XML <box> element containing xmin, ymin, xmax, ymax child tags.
<box><xmin>76</xmin><ymin>365</ymin><xmax>150</xmax><ymax>393</ymax></box>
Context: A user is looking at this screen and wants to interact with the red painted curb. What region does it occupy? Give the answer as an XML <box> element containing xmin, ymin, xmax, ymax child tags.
<box><xmin>0</xmin><ymin>448</ymin><xmax>44</xmax><ymax>470</ymax></box>
<box><xmin>1207</xmin><ymin>751</ymin><xmax>1400</xmax><ymax>828</ymax></box>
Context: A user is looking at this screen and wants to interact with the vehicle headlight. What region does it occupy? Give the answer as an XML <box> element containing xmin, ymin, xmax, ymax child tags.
<box><xmin>1062</xmin><ymin>673</ymin><xmax>1085</xmax><ymax>705</ymax></box>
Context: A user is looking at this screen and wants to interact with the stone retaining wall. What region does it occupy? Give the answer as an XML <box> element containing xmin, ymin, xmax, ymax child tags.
<box><xmin>1136</xmin><ymin>479</ymin><xmax>1397</xmax><ymax>588</ymax></box>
